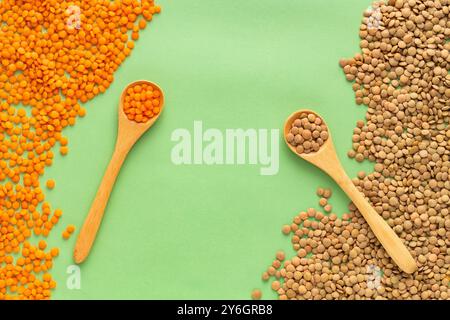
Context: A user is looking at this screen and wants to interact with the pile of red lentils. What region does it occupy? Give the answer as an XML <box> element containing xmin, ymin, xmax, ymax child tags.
<box><xmin>0</xmin><ymin>0</ymin><xmax>161</xmax><ymax>299</ymax></box>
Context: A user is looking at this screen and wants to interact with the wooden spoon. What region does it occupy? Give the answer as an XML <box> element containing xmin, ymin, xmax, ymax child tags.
<box><xmin>74</xmin><ymin>80</ymin><xmax>165</xmax><ymax>264</ymax></box>
<box><xmin>284</xmin><ymin>109</ymin><xmax>417</xmax><ymax>274</ymax></box>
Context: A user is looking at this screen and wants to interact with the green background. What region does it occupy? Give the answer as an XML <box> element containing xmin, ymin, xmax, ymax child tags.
<box><xmin>45</xmin><ymin>0</ymin><xmax>375</xmax><ymax>299</ymax></box>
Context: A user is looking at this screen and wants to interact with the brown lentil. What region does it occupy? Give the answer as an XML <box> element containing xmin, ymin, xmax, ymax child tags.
<box><xmin>251</xmin><ymin>289</ymin><xmax>262</xmax><ymax>300</ymax></box>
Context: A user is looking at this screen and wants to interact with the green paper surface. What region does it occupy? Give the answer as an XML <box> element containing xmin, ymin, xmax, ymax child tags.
<box><xmin>47</xmin><ymin>0</ymin><xmax>375</xmax><ymax>299</ymax></box>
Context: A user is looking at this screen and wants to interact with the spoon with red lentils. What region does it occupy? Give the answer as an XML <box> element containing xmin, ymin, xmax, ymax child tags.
<box><xmin>74</xmin><ymin>80</ymin><xmax>164</xmax><ymax>264</ymax></box>
<box><xmin>284</xmin><ymin>109</ymin><xmax>417</xmax><ymax>274</ymax></box>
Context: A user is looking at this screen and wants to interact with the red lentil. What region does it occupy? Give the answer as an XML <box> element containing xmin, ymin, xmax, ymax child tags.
<box><xmin>0</xmin><ymin>0</ymin><xmax>161</xmax><ymax>300</ymax></box>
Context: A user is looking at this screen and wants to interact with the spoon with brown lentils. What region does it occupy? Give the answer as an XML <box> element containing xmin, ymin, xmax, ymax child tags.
<box><xmin>284</xmin><ymin>110</ymin><xmax>417</xmax><ymax>274</ymax></box>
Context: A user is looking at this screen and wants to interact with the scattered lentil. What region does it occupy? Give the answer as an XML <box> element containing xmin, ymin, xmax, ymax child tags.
<box><xmin>66</xmin><ymin>225</ymin><xmax>76</xmax><ymax>234</ymax></box>
<box><xmin>62</xmin><ymin>231</ymin><xmax>71</xmax><ymax>240</ymax></box>
<box><xmin>276</xmin><ymin>251</ymin><xmax>286</xmax><ymax>261</ymax></box>
<box><xmin>323</xmin><ymin>188</ymin><xmax>332</xmax><ymax>199</ymax></box>
<box><xmin>46</xmin><ymin>179</ymin><xmax>55</xmax><ymax>190</ymax></box>
<box><xmin>251</xmin><ymin>289</ymin><xmax>262</xmax><ymax>300</ymax></box>
<box><xmin>282</xmin><ymin>225</ymin><xmax>291</xmax><ymax>235</ymax></box>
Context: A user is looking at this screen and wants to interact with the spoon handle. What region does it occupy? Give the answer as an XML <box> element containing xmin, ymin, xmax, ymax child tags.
<box><xmin>74</xmin><ymin>147</ymin><xmax>128</xmax><ymax>264</ymax></box>
<box><xmin>336</xmin><ymin>172</ymin><xmax>417</xmax><ymax>274</ymax></box>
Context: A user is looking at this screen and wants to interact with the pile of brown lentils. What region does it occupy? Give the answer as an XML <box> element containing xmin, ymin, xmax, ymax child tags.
<box><xmin>255</xmin><ymin>0</ymin><xmax>449</xmax><ymax>300</ymax></box>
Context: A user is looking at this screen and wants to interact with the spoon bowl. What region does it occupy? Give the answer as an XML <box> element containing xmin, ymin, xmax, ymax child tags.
<box><xmin>284</xmin><ymin>109</ymin><xmax>417</xmax><ymax>274</ymax></box>
<box><xmin>284</xmin><ymin>109</ymin><xmax>334</xmax><ymax>166</ymax></box>
<box><xmin>117</xmin><ymin>80</ymin><xmax>165</xmax><ymax>149</ymax></box>
<box><xmin>74</xmin><ymin>80</ymin><xmax>165</xmax><ymax>264</ymax></box>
